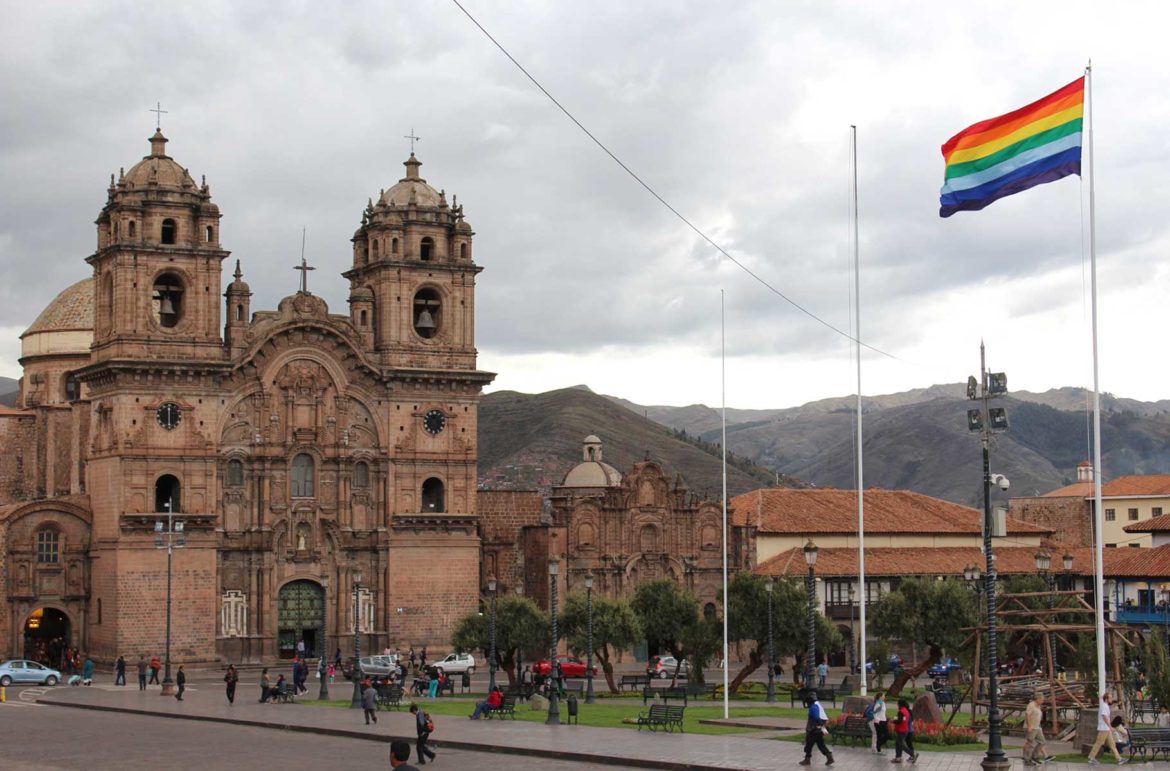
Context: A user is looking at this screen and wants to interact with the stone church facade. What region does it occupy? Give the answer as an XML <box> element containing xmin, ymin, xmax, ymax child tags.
<box><xmin>0</xmin><ymin>130</ymin><xmax>493</xmax><ymax>665</ymax></box>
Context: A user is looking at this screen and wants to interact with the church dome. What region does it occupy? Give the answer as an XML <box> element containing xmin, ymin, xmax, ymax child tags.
<box><xmin>379</xmin><ymin>154</ymin><xmax>443</xmax><ymax>207</ymax></box>
<box><xmin>561</xmin><ymin>435</ymin><xmax>622</xmax><ymax>488</ymax></box>
<box><xmin>20</xmin><ymin>277</ymin><xmax>95</xmax><ymax>358</ymax></box>
<box><xmin>121</xmin><ymin>131</ymin><xmax>198</xmax><ymax>190</ymax></box>
<box><xmin>350</xmin><ymin>285</ymin><xmax>374</xmax><ymax>300</ymax></box>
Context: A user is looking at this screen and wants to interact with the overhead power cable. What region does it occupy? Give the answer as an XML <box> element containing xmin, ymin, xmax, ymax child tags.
<box><xmin>450</xmin><ymin>0</ymin><xmax>899</xmax><ymax>360</ymax></box>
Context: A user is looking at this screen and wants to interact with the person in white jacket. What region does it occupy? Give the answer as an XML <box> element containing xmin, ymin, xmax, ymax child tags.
<box><xmin>869</xmin><ymin>691</ymin><xmax>889</xmax><ymax>753</ymax></box>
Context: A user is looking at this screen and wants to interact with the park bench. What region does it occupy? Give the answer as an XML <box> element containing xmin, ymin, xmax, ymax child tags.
<box><xmin>636</xmin><ymin>703</ymin><xmax>686</xmax><ymax>733</ymax></box>
<box><xmin>620</xmin><ymin>674</ymin><xmax>650</xmax><ymax>691</ymax></box>
<box><xmin>1131</xmin><ymin>699</ymin><xmax>1159</xmax><ymax>724</ymax></box>
<box><xmin>274</xmin><ymin>684</ymin><xmax>296</xmax><ymax>703</ymax></box>
<box><xmin>830</xmin><ymin>715</ymin><xmax>871</xmax><ymax>746</ymax></box>
<box><xmin>837</xmin><ymin>676</ymin><xmax>855</xmax><ymax>697</ymax></box>
<box><xmin>933</xmin><ymin>687</ymin><xmax>956</xmax><ymax>707</ymax></box>
<box><xmin>1127</xmin><ymin>727</ymin><xmax>1170</xmax><ymax>761</ymax></box>
<box><xmin>484</xmin><ymin>694</ymin><xmax>518</xmax><ymax>720</ymax></box>
<box><xmin>376</xmin><ymin>684</ymin><xmax>404</xmax><ymax>710</ymax></box>
<box><xmin>684</xmin><ymin>682</ymin><xmax>718</xmax><ymax>700</ymax></box>
<box><xmin>643</xmin><ymin>685</ymin><xmax>689</xmax><ymax>705</ymax></box>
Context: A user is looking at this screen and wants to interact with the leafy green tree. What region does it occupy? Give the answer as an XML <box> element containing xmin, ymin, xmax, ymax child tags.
<box><xmin>450</xmin><ymin>595</ymin><xmax>547</xmax><ymax>686</ymax></box>
<box><xmin>631</xmin><ymin>579</ymin><xmax>707</xmax><ymax>684</ymax></box>
<box><xmin>870</xmin><ymin>577</ymin><xmax>978</xmax><ymax>697</ymax></box>
<box><xmin>560</xmin><ymin>593</ymin><xmax>642</xmax><ymax>693</ymax></box>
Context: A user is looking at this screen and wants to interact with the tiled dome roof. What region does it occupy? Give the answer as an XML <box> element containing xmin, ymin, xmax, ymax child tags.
<box><xmin>23</xmin><ymin>278</ymin><xmax>94</xmax><ymax>336</ymax></box>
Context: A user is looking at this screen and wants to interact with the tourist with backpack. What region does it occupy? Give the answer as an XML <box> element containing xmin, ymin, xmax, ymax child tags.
<box><xmin>411</xmin><ymin>703</ymin><xmax>437</xmax><ymax>765</ymax></box>
<box><xmin>867</xmin><ymin>691</ymin><xmax>889</xmax><ymax>753</ymax></box>
<box><xmin>798</xmin><ymin>691</ymin><xmax>835</xmax><ymax>766</ymax></box>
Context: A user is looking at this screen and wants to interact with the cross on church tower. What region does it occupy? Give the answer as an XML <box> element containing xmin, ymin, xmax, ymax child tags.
<box><xmin>150</xmin><ymin>102</ymin><xmax>169</xmax><ymax>131</ymax></box>
<box><xmin>294</xmin><ymin>256</ymin><xmax>315</xmax><ymax>294</ymax></box>
<box><xmin>404</xmin><ymin>128</ymin><xmax>420</xmax><ymax>154</ymax></box>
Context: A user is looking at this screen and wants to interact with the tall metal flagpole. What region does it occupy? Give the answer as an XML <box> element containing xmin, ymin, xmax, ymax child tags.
<box><xmin>721</xmin><ymin>289</ymin><xmax>730</xmax><ymax>719</ymax></box>
<box><xmin>851</xmin><ymin>125</ymin><xmax>868</xmax><ymax>697</ymax></box>
<box><xmin>1086</xmin><ymin>61</ymin><xmax>1107</xmax><ymax>698</ymax></box>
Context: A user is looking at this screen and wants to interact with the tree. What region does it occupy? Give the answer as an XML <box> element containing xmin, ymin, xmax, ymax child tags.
<box><xmin>560</xmin><ymin>593</ymin><xmax>642</xmax><ymax>692</ymax></box>
<box><xmin>631</xmin><ymin>579</ymin><xmax>708</xmax><ymax>684</ymax></box>
<box><xmin>450</xmin><ymin>595</ymin><xmax>547</xmax><ymax>686</ymax></box>
<box><xmin>870</xmin><ymin>577</ymin><xmax>978</xmax><ymax>697</ymax></box>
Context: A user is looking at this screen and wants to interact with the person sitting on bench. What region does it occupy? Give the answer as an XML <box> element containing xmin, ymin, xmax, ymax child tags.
<box><xmin>470</xmin><ymin>686</ymin><xmax>504</xmax><ymax>719</ymax></box>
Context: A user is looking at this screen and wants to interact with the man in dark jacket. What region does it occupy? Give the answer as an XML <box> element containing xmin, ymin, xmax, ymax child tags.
<box><xmin>410</xmin><ymin>703</ymin><xmax>436</xmax><ymax>765</ymax></box>
<box><xmin>175</xmin><ymin>665</ymin><xmax>186</xmax><ymax>701</ymax></box>
<box><xmin>799</xmin><ymin>691</ymin><xmax>835</xmax><ymax>766</ymax></box>
<box><xmin>362</xmin><ymin>682</ymin><xmax>378</xmax><ymax>724</ymax></box>
<box><xmin>136</xmin><ymin>655</ymin><xmax>148</xmax><ymax>690</ymax></box>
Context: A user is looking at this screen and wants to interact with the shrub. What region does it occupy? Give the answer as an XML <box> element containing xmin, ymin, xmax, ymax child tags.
<box><xmin>913</xmin><ymin>721</ymin><xmax>979</xmax><ymax>745</ymax></box>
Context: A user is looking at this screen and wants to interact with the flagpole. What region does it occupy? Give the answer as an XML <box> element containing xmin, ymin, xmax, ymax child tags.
<box><xmin>1085</xmin><ymin>62</ymin><xmax>1107</xmax><ymax>699</ymax></box>
<box><xmin>721</xmin><ymin>289</ymin><xmax>730</xmax><ymax>719</ymax></box>
<box><xmin>851</xmin><ymin>125</ymin><xmax>868</xmax><ymax>697</ymax></box>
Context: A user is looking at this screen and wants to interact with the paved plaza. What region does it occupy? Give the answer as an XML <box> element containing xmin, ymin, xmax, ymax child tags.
<box><xmin>0</xmin><ymin>678</ymin><xmax>1140</xmax><ymax>770</ymax></box>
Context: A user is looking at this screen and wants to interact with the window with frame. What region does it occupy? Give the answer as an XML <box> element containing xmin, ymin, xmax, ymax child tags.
<box><xmin>354</xmin><ymin>461</ymin><xmax>369</xmax><ymax>488</ymax></box>
<box><xmin>1154</xmin><ymin>507</ymin><xmax>1164</xmax><ymax>517</ymax></box>
<box><xmin>1105</xmin><ymin>508</ymin><xmax>1116</xmax><ymax>521</ymax></box>
<box><xmin>291</xmin><ymin>453</ymin><xmax>315</xmax><ymax>497</ymax></box>
<box><xmin>37</xmin><ymin>530</ymin><xmax>60</xmax><ymax>563</ymax></box>
<box><xmin>226</xmin><ymin>459</ymin><xmax>244</xmax><ymax>487</ymax></box>
<box><xmin>1129</xmin><ymin>508</ymin><xmax>1139</xmax><ymax>521</ymax></box>
<box><xmin>826</xmin><ymin>581</ymin><xmax>853</xmax><ymax>605</ymax></box>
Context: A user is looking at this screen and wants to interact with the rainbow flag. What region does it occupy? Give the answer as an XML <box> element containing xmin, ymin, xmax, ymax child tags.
<box><xmin>939</xmin><ymin>77</ymin><xmax>1084</xmax><ymax>217</ymax></box>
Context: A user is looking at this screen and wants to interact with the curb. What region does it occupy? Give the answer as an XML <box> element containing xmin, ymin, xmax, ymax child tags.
<box><xmin>39</xmin><ymin>699</ymin><xmax>750</xmax><ymax>771</ymax></box>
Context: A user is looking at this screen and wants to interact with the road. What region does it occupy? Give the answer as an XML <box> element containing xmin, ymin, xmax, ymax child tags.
<box><xmin>0</xmin><ymin>689</ymin><xmax>640</xmax><ymax>771</ymax></box>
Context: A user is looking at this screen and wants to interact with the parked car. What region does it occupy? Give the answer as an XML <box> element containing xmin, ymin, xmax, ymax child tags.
<box><xmin>433</xmin><ymin>652</ymin><xmax>476</xmax><ymax>675</ymax></box>
<box><xmin>357</xmin><ymin>654</ymin><xmax>399</xmax><ymax>677</ymax></box>
<box><xmin>855</xmin><ymin>654</ymin><xmax>904</xmax><ymax>674</ymax></box>
<box><xmin>646</xmin><ymin>655</ymin><xmax>690</xmax><ymax>680</ymax></box>
<box><xmin>0</xmin><ymin>659</ymin><xmax>62</xmax><ymax>686</ymax></box>
<box><xmin>533</xmin><ymin>655</ymin><xmax>597</xmax><ymax>678</ymax></box>
<box><xmin>928</xmin><ymin>657</ymin><xmax>962</xmax><ymax>678</ymax></box>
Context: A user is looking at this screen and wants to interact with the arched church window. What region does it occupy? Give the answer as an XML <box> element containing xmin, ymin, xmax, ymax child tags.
<box><xmin>205</xmin><ymin>225</ymin><xmax>214</xmax><ymax>243</ymax></box>
<box><xmin>155</xmin><ymin>474</ymin><xmax>181</xmax><ymax>513</ymax></box>
<box><xmin>36</xmin><ymin>529</ymin><xmax>60</xmax><ymax>564</ymax></box>
<box><xmin>639</xmin><ymin>524</ymin><xmax>659</xmax><ymax>552</ymax></box>
<box><xmin>372</xmin><ymin>239</ymin><xmax>380</xmax><ymax>258</ymax></box>
<box><xmin>459</xmin><ymin>243</ymin><xmax>467</xmax><ymax>260</ymax></box>
<box><xmin>703</xmin><ymin>602</ymin><xmax>718</xmax><ymax>621</ymax></box>
<box><xmin>128</xmin><ymin>220</ymin><xmax>136</xmax><ymax>238</ymax></box>
<box><xmin>420</xmin><ymin>237</ymin><xmax>434</xmax><ymax>261</ymax></box>
<box><xmin>161</xmin><ymin>218</ymin><xmax>177</xmax><ymax>245</ymax></box>
<box><xmin>235</xmin><ymin>304</ymin><xmax>244</xmax><ymax>321</ymax></box>
<box><xmin>291</xmin><ymin>453</ymin><xmax>315</xmax><ymax>497</ymax></box>
<box><xmin>227</xmin><ymin>459</ymin><xmax>244</xmax><ymax>487</ymax></box>
<box><xmin>152</xmin><ymin>272</ymin><xmax>185</xmax><ymax>328</ymax></box>
<box><xmin>63</xmin><ymin>373</ymin><xmax>80</xmax><ymax>402</ymax></box>
<box><xmin>114</xmin><ymin>222</ymin><xmax>120</xmax><ymax>240</ymax></box>
<box><xmin>391</xmin><ymin>237</ymin><xmax>399</xmax><ymax>254</ymax></box>
<box><xmin>354</xmin><ymin>461</ymin><xmax>369</xmax><ymax>488</ymax></box>
<box><xmin>412</xmin><ymin>288</ymin><xmax>441</xmax><ymax>339</ymax></box>
<box><xmin>359</xmin><ymin>309</ymin><xmax>368</xmax><ymax>327</ymax></box>
<box><xmin>421</xmin><ymin>477</ymin><xmax>445</xmax><ymax>513</ymax></box>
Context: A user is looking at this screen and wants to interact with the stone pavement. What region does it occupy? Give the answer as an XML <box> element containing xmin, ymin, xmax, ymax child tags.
<box><xmin>35</xmin><ymin>684</ymin><xmax>1110</xmax><ymax>770</ymax></box>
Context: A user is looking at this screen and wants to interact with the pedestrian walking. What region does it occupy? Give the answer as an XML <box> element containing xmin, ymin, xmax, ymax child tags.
<box><xmin>419</xmin><ymin>647</ymin><xmax>427</xmax><ymax>670</ymax></box>
<box><xmin>335</xmin><ymin>647</ymin><xmax>343</xmax><ymax>668</ymax></box>
<box><xmin>149</xmin><ymin>655</ymin><xmax>162</xmax><ymax>685</ymax></box>
<box><xmin>292</xmin><ymin>658</ymin><xmax>303</xmax><ymax>694</ymax></box>
<box><xmin>411</xmin><ymin>703</ymin><xmax>437</xmax><ymax>765</ymax></box>
<box><xmin>259</xmin><ymin>667</ymin><xmax>272</xmax><ymax>703</ymax></box>
<box><xmin>362</xmin><ymin>681</ymin><xmax>378</xmax><ymax>724</ymax></box>
<box><xmin>137</xmin><ymin>655</ymin><xmax>148</xmax><ymax>690</ymax></box>
<box><xmin>115</xmin><ymin>655</ymin><xmax>126</xmax><ymax>686</ymax></box>
<box><xmin>297</xmin><ymin>638</ymin><xmax>306</xmax><ymax>659</ymax></box>
<box><xmin>817</xmin><ymin>660</ymin><xmax>829</xmax><ymax>689</ymax></box>
<box><xmin>409</xmin><ymin>647</ymin><xmax>417</xmax><ymax>673</ymax></box>
<box><xmin>224</xmin><ymin>664</ymin><xmax>239</xmax><ymax>705</ymax></box>
<box><xmin>82</xmin><ymin>655</ymin><xmax>95</xmax><ymax>686</ymax></box>
<box><xmin>891</xmin><ymin>698</ymin><xmax>916</xmax><ymax>764</ymax></box>
<box><xmin>1088</xmin><ymin>693</ymin><xmax>1127</xmax><ymax>765</ymax></box>
<box><xmin>799</xmin><ymin>690</ymin><xmax>834</xmax><ymax>766</ymax></box>
<box><xmin>175</xmin><ymin>665</ymin><xmax>186</xmax><ymax>700</ymax></box>
<box><xmin>1023</xmin><ymin>692</ymin><xmax>1054</xmax><ymax>765</ymax></box>
<box><xmin>390</xmin><ymin>739</ymin><xmax>420</xmax><ymax>770</ymax></box>
<box><xmin>867</xmin><ymin>690</ymin><xmax>889</xmax><ymax>753</ymax></box>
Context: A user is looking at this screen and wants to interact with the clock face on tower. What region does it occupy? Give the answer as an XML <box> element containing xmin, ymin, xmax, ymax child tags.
<box><xmin>157</xmin><ymin>402</ymin><xmax>182</xmax><ymax>430</ymax></box>
<box><xmin>423</xmin><ymin>409</ymin><xmax>447</xmax><ymax>435</ymax></box>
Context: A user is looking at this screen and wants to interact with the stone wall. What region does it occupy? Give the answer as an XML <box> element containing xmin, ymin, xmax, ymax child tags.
<box><xmin>1010</xmin><ymin>496</ymin><xmax>1092</xmax><ymax>547</ymax></box>
<box><xmin>387</xmin><ymin>524</ymin><xmax>481</xmax><ymax>652</ymax></box>
<box><xmin>477</xmin><ymin>489</ymin><xmax>543</xmax><ymax>590</ymax></box>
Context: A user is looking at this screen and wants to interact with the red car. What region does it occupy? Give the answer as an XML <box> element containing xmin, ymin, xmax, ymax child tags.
<box><xmin>533</xmin><ymin>655</ymin><xmax>598</xmax><ymax>678</ymax></box>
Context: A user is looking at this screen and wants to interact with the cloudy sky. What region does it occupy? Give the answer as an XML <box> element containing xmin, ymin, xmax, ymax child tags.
<box><xmin>1</xmin><ymin>1</ymin><xmax>1166</xmax><ymax>409</ymax></box>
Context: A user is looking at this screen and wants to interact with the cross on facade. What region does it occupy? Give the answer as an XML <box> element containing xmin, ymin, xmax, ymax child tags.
<box><xmin>150</xmin><ymin>102</ymin><xmax>169</xmax><ymax>131</ymax></box>
<box><xmin>404</xmin><ymin>128</ymin><xmax>420</xmax><ymax>154</ymax></box>
<box><xmin>294</xmin><ymin>256</ymin><xmax>316</xmax><ymax>294</ymax></box>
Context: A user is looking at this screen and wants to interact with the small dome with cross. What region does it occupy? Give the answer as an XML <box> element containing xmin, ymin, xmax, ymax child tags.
<box><xmin>380</xmin><ymin>154</ymin><xmax>443</xmax><ymax>208</ymax></box>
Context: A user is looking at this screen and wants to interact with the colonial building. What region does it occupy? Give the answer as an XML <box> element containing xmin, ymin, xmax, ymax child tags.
<box><xmin>0</xmin><ymin>129</ymin><xmax>493</xmax><ymax>665</ymax></box>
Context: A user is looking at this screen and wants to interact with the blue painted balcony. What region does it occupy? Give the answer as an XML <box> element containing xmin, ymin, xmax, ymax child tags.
<box><xmin>1114</xmin><ymin>602</ymin><xmax>1170</xmax><ymax>626</ymax></box>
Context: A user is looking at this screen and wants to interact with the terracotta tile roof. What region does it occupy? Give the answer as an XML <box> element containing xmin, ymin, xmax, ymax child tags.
<box><xmin>730</xmin><ymin>488</ymin><xmax>1049</xmax><ymax>535</ymax></box>
<box><xmin>1042</xmin><ymin>475</ymin><xmax>1170</xmax><ymax>500</ymax></box>
<box><xmin>1042</xmin><ymin>481</ymin><xmax>1094</xmax><ymax>498</ymax></box>
<box><xmin>0</xmin><ymin>404</ymin><xmax>32</xmax><ymax>416</ymax></box>
<box><xmin>754</xmin><ymin>544</ymin><xmax>1170</xmax><ymax>579</ymax></box>
<box><xmin>1125</xmin><ymin>515</ymin><xmax>1170</xmax><ymax>534</ymax></box>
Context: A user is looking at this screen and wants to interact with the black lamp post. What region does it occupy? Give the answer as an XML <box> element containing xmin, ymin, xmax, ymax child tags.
<box><xmin>847</xmin><ymin>582</ymin><xmax>857</xmax><ymax>677</ymax></box>
<box><xmin>1036</xmin><ymin>551</ymin><xmax>1056</xmax><ymax>668</ymax></box>
<box><xmin>1162</xmin><ymin>586</ymin><xmax>1170</xmax><ymax>652</ymax></box>
<box><xmin>765</xmin><ymin>576</ymin><xmax>776</xmax><ymax>703</ymax></box>
<box><xmin>546</xmin><ymin>558</ymin><xmax>561</xmax><ymax>725</ymax></box>
<box><xmin>350</xmin><ymin>569</ymin><xmax>363</xmax><ymax>708</ymax></box>
<box><xmin>154</xmin><ymin>499</ymin><xmax>185</xmax><ymax>696</ymax></box>
<box><xmin>585</xmin><ymin>572</ymin><xmax>596</xmax><ymax>704</ymax></box>
<box><xmin>318</xmin><ymin>575</ymin><xmax>330</xmax><ymax>700</ymax></box>
<box><xmin>804</xmin><ymin>539</ymin><xmax>819</xmax><ymax>691</ymax></box>
<box><xmin>966</xmin><ymin>343</ymin><xmax>1010</xmax><ymax>771</ymax></box>
<box><xmin>514</xmin><ymin>584</ymin><xmax>524</xmax><ymax>685</ymax></box>
<box><xmin>488</xmin><ymin>575</ymin><xmax>499</xmax><ymax>694</ymax></box>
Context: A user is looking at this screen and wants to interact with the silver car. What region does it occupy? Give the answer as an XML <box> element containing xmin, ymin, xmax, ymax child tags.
<box><xmin>0</xmin><ymin>659</ymin><xmax>62</xmax><ymax>686</ymax></box>
<box><xmin>358</xmin><ymin>654</ymin><xmax>400</xmax><ymax>677</ymax></box>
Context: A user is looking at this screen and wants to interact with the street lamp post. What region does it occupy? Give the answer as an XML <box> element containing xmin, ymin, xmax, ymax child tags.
<box><xmin>154</xmin><ymin>498</ymin><xmax>185</xmax><ymax>697</ymax></box>
<box><xmin>318</xmin><ymin>576</ymin><xmax>330</xmax><ymax>700</ymax></box>
<box><xmin>514</xmin><ymin>584</ymin><xmax>524</xmax><ymax>685</ymax></box>
<box><xmin>765</xmin><ymin>576</ymin><xmax>776</xmax><ymax>703</ymax></box>
<box><xmin>488</xmin><ymin>576</ymin><xmax>499</xmax><ymax>694</ymax></box>
<box><xmin>1035</xmin><ymin>551</ymin><xmax>1056</xmax><ymax>670</ymax></box>
<box><xmin>964</xmin><ymin>563</ymin><xmax>984</xmax><ymax>718</ymax></box>
<box><xmin>546</xmin><ymin>558</ymin><xmax>561</xmax><ymax>725</ymax></box>
<box><xmin>350</xmin><ymin>569</ymin><xmax>363</xmax><ymax>708</ymax></box>
<box><xmin>1162</xmin><ymin>586</ymin><xmax>1170</xmax><ymax>652</ymax></box>
<box><xmin>585</xmin><ymin>573</ymin><xmax>596</xmax><ymax>704</ymax></box>
<box><xmin>803</xmin><ymin>539</ymin><xmax>819</xmax><ymax>691</ymax></box>
<box><xmin>848</xmin><ymin>582</ymin><xmax>857</xmax><ymax>677</ymax></box>
<box><xmin>965</xmin><ymin>344</ymin><xmax>1010</xmax><ymax>771</ymax></box>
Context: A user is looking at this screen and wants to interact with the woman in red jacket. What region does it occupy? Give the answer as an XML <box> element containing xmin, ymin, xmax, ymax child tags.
<box><xmin>892</xmin><ymin>699</ymin><xmax>917</xmax><ymax>764</ymax></box>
